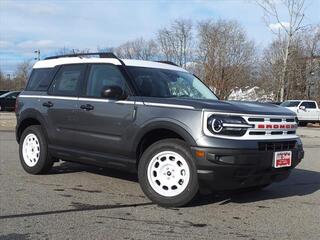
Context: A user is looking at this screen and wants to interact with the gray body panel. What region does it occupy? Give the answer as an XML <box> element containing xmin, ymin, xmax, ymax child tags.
<box><xmin>16</xmin><ymin>62</ymin><xmax>300</xmax><ymax>172</ymax></box>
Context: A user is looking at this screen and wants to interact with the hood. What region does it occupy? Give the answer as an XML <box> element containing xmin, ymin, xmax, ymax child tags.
<box><xmin>142</xmin><ymin>97</ymin><xmax>296</xmax><ymax>116</ymax></box>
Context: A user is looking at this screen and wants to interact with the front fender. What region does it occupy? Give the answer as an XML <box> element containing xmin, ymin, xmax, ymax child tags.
<box><xmin>132</xmin><ymin>118</ymin><xmax>197</xmax><ymax>152</ymax></box>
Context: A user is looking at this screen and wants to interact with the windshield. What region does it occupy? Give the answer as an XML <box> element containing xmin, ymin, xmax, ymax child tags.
<box><xmin>280</xmin><ymin>101</ymin><xmax>301</xmax><ymax>107</ymax></box>
<box><xmin>128</xmin><ymin>67</ymin><xmax>218</xmax><ymax>100</ymax></box>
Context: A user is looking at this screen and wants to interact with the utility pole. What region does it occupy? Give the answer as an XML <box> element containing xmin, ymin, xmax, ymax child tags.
<box><xmin>34</xmin><ymin>49</ymin><xmax>41</xmax><ymax>61</ymax></box>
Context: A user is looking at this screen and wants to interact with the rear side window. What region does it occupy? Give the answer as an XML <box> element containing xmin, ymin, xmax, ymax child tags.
<box><xmin>49</xmin><ymin>64</ymin><xmax>86</xmax><ymax>96</ymax></box>
<box><xmin>301</xmin><ymin>101</ymin><xmax>317</xmax><ymax>109</ymax></box>
<box><xmin>26</xmin><ymin>68</ymin><xmax>53</xmax><ymax>91</ymax></box>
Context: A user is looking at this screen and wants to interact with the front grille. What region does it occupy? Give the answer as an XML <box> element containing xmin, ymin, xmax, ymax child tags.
<box><xmin>258</xmin><ymin>141</ymin><xmax>296</xmax><ymax>151</ymax></box>
<box><xmin>244</xmin><ymin>115</ymin><xmax>297</xmax><ymax>138</ymax></box>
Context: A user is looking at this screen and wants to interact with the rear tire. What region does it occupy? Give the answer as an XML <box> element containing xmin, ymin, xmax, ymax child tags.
<box><xmin>19</xmin><ymin>125</ymin><xmax>54</xmax><ymax>174</ymax></box>
<box><xmin>138</xmin><ymin>139</ymin><xmax>198</xmax><ymax>207</ymax></box>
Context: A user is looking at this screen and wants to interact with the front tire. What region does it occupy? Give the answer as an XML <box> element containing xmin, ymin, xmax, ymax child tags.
<box><xmin>138</xmin><ymin>139</ymin><xmax>198</xmax><ymax>207</ymax></box>
<box><xmin>19</xmin><ymin>125</ymin><xmax>54</xmax><ymax>174</ymax></box>
<box><xmin>299</xmin><ymin>122</ymin><xmax>308</xmax><ymax>127</ymax></box>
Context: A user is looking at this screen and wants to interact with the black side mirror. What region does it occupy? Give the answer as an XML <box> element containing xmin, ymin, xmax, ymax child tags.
<box><xmin>101</xmin><ymin>86</ymin><xmax>127</xmax><ymax>100</ymax></box>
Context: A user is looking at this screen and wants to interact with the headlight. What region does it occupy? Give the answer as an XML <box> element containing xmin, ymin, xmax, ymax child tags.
<box><xmin>207</xmin><ymin>114</ymin><xmax>252</xmax><ymax>136</ymax></box>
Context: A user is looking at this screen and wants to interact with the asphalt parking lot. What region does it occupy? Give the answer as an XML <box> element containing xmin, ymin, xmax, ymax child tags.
<box><xmin>0</xmin><ymin>115</ymin><xmax>319</xmax><ymax>239</ymax></box>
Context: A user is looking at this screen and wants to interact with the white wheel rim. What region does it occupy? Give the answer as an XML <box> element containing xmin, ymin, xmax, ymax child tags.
<box><xmin>147</xmin><ymin>151</ymin><xmax>190</xmax><ymax>197</ymax></box>
<box><xmin>22</xmin><ymin>133</ymin><xmax>40</xmax><ymax>167</ymax></box>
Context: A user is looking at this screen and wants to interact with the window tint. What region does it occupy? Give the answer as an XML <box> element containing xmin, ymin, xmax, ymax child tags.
<box><xmin>26</xmin><ymin>68</ymin><xmax>53</xmax><ymax>91</ymax></box>
<box><xmin>50</xmin><ymin>65</ymin><xmax>85</xmax><ymax>96</ymax></box>
<box><xmin>301</xmin><ymin>101</ymin><xmax>317</xmax><ymax>109</ymax></box>
<box><xmin>86</xmin><ymin>64</ymin><xmax>128</xmax><ymax>98</ymax></box>
<box><xmin>128</xmin><ymin>67</ymin><xmax>217</xmax><ymax>100</ymax></box>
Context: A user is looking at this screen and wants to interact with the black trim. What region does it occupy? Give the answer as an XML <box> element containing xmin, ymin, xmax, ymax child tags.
<box><xmin>45</xmin><ymin>52</ymin><xmax>119</xmax><ymax>60</ymax></box>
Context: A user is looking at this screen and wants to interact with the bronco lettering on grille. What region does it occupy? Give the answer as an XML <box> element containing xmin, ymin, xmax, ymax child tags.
<box><xmin>257</xmin><ymin>124</ymin><xmax>296</xmax><ymax>129</ymax></box>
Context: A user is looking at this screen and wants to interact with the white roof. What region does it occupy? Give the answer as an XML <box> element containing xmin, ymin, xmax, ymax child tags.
<box><xmin>33</xmin><ymin>57</ymin><xmax>187</xmax><ymax>72</ymax></box>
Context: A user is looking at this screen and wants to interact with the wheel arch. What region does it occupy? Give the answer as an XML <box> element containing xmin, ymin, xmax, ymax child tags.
<box><xmin>134</xmin><ymin>120</ymin><xmax>196</xmax><ymax>164</ymax></box>
<box><xmin>16</xmin><ymin>110</ymin><xmax>49</xmax><ymax>143</ymax></box>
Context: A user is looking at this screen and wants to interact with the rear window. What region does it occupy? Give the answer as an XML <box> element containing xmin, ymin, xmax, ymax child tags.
<box><xmin>26</xmin><ymin>68</ymin><xmax>53</xmax><ymax>91</ymax></box>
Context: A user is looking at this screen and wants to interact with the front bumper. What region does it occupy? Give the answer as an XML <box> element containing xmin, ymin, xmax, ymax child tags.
<box><xmin>191</xmin><ymin>141</ymin><xmax>304</xmax><ymax>190</ymax></box>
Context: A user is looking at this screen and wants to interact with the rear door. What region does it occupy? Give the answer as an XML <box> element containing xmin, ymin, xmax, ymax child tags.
<box><xmin>75</xmin><ymin>63</ymin><xmax>136</xmax><ymax>156</ymax></box>
<box><xmin>45</xmin><ymin>64</ymin><xmax>86</xmax><ymax>149</ymax></box>
<box><xmin>298</xmin><ymin>101</ymin><xmax>318</xmax><ymax>121</ymax></box>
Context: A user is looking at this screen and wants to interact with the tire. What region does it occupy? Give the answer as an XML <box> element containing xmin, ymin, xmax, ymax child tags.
<box><xmin>19</xmin><ymin>125</ymin><xmax>54</xmax><ymax>174</ymax></box>
<box><xmin>138</xmin><ymin>139</ymin><xmax>199</xmax><ymax>207</ymax></box>
<box><xmin>298</xmin><ymin>122</ymin><xmax>308</xmax><ymax>127</ymax></box>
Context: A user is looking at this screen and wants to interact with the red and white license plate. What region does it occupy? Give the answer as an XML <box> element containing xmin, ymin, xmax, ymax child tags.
<box><xmin>273</xmin><ymin>151</ymin><xmax>292</xmax><ymax>168</ymax></box>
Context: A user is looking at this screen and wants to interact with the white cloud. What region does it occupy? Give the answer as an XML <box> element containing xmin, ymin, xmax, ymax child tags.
<box><xmin>5</xmin><ymin>1</ymin><xmax>61</xmax><ymax>15</ymax></box>
<box><xmin>269</xmin><ymin>22</ymin><xmax>290</xmax><ymax>31</ymax></box>
<box><xmin>0</xmin><ymin>41</ymin><xmax>13</xmax><ymax>49</ymax></box>
<box><xmin>17</xmin><ymin>40</ymin><xmax>57</xmax><ymax>50</ymax></box>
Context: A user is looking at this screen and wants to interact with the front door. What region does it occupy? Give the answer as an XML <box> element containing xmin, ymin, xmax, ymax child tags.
<box><xmin>298</xmin><ymin>101</ymin><xmax>318</xmax><ymax>121</ymax></box>
<box><xmin>75</xmin><ymin>64</ymin><xmax>136</xmax><ymax>157</ymax></box>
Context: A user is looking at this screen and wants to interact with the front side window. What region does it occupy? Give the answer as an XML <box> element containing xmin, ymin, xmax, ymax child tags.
<box><xmin>50</xmin><ymin>64</ymin><xmax>85</xmax><ymax>96</ymax></box>
<box><xmin>86</xmin><ymin>64</ymin><xmax>128</xmax><ymax>98</ymax></box>
<box><xmin>128</xmin><ymin>67</ymin><xmax>218</xmax><ymax>100</ymax></box>
<box><xmin>301</xmin><ymin>101</ymin><xmax>316</xmax><ymax>109</ymax></box>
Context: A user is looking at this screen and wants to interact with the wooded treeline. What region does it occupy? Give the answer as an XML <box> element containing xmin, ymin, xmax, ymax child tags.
<box><xmin>1</xmin><ymin>0</ymin><xmax>319</xmax><ymax>102</ymax></box>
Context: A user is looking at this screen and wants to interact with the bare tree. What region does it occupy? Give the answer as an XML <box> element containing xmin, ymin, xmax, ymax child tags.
<box><xmin>198</xmin><ymin>20</ymin><xmax>256</xmax><ymax>99</ymax></box>
<box><xmin>256</xmin><ymin>0</ymin><xmax>306</xmax><ymax>101</ymax></box>
<box><xmin>0</xmin><ymin>69</ymin><xmax>4</xmax><ymax>89</ymax></box>
<box><xmin>13</xmin><ymin>61</ymin><xmax>32</xmax><ymax>90</ymax></box>
<box><xmin>303</xmin><ymin>25</ymin><xmax>320</xmax><ymax>101</ymax></box>
<box><xmin>158</xmin><ymin>19</ymin><xmax>193</xmax><ymax>67</ymax></box>
<box><xmin>115</xmin><ymin>37</ymin><xmax>158</xmax><ymax>60</ymax></box>
<box><xmin>55</xmin><ymin>47</ymin><xmax>91</xmax><ymax>55</ymax></box>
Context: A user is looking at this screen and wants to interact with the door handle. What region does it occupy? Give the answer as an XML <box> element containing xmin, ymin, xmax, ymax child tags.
<box><xmin>80</xmin><ymin>104</ymin><xmax>94</xmax><ymax>111</ymax></box>
<box><xmin>42</xmin><ymin>101</ymin><xmax>53</xmax><ymax>108</ymax></box>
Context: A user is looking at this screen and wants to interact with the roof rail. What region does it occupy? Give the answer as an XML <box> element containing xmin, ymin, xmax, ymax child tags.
<box><xmin>155</xmin><ymin>61</ymin><xmax>179</xmax><ymax>66</ymax></box>
<box><xmin>45</xmin><ymin>52</ymin><xmax>118</xmax><ymax>60</ymax></box>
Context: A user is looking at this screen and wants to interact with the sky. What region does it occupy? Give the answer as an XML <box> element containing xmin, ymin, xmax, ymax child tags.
<box><xmin>1</xmin><ymin>0</ymin><xmax>320</xmax><ymax>74</ymax></box>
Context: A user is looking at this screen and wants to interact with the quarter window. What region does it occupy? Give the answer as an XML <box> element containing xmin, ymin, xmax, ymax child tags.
<box><xmin>50</xmin><ymin>64</ymin><xmax>85</xmax><ymax>96</ymax></box>
<box><xmin>26</xmin><ymin>68</ymin><xmax>53</xmax><ymax>91</ymax></box>
<box><xmin>86</xmin><ymin>64</ymin><xmax>128</xmax><ymax>98</ymax></box>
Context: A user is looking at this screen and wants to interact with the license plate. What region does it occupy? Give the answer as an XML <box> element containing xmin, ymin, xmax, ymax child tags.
<box><xmin>273</xmin><ymin>151</ymin><xmax>292</xmax><ymax>168</ymax></box>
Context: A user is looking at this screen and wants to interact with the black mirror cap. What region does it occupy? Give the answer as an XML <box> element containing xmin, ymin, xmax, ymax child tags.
<box><xmin>101</xmin><ymin>86</ymin><xmax>127</xmax><ymax>100</ymax></box>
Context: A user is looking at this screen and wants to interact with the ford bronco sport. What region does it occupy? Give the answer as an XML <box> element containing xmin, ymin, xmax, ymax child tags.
<box><xmin>16</xmin><ymin>52</ymin><xmax>304</xmax><ymax>207</ymax></box>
